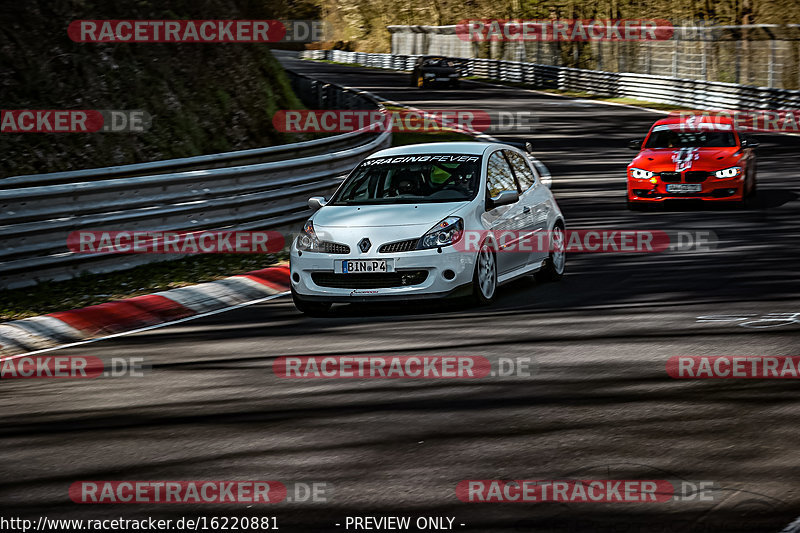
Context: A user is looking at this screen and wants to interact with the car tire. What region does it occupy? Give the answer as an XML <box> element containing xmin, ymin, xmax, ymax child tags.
<box><xmin>744</xmin><ymin>175</ymin><xmax>758</xmax><ymax>207</ymax></box>
<box><xmin>292</xmin><ymin>289</ymin><xmax>332</xmax><ymax>317</ymax></box>
<box><xmin>472</xmin><ymin>240</ymin><xmax>497</xmax><ymax>305</ymax></box>
<box><xmin>535</xmin><ymin>222</ymin><xmax>566</xmax><ymax>282</ymax></box>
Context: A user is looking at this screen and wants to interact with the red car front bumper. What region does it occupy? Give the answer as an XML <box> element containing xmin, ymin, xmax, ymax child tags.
<box><xmin>627</xmin><ymin>179</ymin><xmax>745</xmax><ymax>203</ymax></box>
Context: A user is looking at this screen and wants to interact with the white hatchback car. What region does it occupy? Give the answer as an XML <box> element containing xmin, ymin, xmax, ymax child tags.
<box><xmin>290</xmin><ymin>142</ymin><xmax>565</xmax><ymax>315</ymax></box>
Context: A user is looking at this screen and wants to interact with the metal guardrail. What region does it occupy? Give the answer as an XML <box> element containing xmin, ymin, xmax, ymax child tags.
<box><xmin>302</xmin><ymin>49</ymin><xmax>800</xmax><ymax>110</ymax></box>
<box><xmin>0</xmin><ymin>70</ymin><xmax>392</xmax><ymax>290</ymax></box>
<box><xmin>387</xmin><ymin>24</ymin><xmax>800</xmax><ymax>90</ymax></box>
<box><xmin>2</xmin><ymin>129</ymin><xmax>383</xmax><ymax>189</ymax></box>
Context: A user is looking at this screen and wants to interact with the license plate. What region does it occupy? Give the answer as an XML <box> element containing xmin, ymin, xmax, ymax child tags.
<box><xmin>336</xmin><ymin>260</ymin><xmax>389</xmax><ymax>274</ymax></box>
<box><xmin>666</xmin><ymin>184</ymin><xmax>702</xmax><ymax>193</ymax></box>
<box><xmin>436</xmin><ymin>78</ymin><xmax>452</xmax><ymax>82</ymax></box>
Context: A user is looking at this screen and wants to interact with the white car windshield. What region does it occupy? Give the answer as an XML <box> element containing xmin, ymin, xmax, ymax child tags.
<box><xmin>329</xmin><ymin>154</ymin><xmax>481</xmax><ymax>205</ymax></box>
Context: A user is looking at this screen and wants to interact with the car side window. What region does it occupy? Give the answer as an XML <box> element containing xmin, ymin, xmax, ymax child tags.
<box><xmin>504</xmin><ymin>150</ymin><xmax>537</xmax><ymax>191</ymax></box>
<box><xmin>486</xmin><ymin>151</ymin><xmax>519</xmax><ymax>198</ymax></box>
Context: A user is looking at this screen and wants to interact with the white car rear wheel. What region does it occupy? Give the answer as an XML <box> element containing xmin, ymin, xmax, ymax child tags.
<box><xmin>536</xmin><ymin>222</ymin><xmax>566</xmax><ymax>282</ymax></box>
<box><xmin>473</xmin><ymin>241</ymin><xmax>497</xmax><ymax>304</ymax></box>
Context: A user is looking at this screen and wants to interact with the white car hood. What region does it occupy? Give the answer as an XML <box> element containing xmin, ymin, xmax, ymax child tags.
<box><xmin>313</xmin><ymin>203</ymin><xmax>468</xmax><ymax>228</ymax></box>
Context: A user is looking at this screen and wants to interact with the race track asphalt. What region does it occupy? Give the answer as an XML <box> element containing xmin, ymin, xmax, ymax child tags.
<box><xmin>1</xmin><ymin>51</ymin><xmax>799</xmax><ymax>532</ymax></box>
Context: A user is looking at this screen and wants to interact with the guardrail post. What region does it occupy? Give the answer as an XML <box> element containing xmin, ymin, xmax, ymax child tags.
<box><xmin>702</xmin><ymin>42</ymin><xmax>707</xmax><ymax>81</ymax></box>
<box><xmin>673</xmin><ymin>39</ymin><xmax>679</xmax><ymax>78</ymax></box>
<box><xmin>769</xmin><ymin>40</ymin><xmax>776</xmax><ymax>88</ymax></box>
<box><xmin>597</xmin><ymin>43</ymin><xmax>603</xmax><ymax>72</ymax></box>
<box><xmin>735</xmin><ymin>41</ymin><xmax>741</xmax><ymax>84</ymax></box>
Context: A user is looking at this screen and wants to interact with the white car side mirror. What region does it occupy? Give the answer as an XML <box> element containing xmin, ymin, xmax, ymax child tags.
<box><xmin>488</xmin><ymin>190</ymin><xmax>519</xmax><ymax>208</ymax></box>
<box><xmin>308</xmin><ymin>197</ymin><xmax>327</xmax><ymax>211</ymax></box>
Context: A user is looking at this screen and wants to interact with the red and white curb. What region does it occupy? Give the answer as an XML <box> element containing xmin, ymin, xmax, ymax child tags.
<box><xmin>0</xmin><ymin>266</ymin><xmax>290</xmax><ymax>358</ymax></box>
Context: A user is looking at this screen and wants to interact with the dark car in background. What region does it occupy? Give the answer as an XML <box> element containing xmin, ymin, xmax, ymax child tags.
<box><xmin>411</xmin><ymin>56</ymin><xmax>462</xmax><ymax>88</ymax></box>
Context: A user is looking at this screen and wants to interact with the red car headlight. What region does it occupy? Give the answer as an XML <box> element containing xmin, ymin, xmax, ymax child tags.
<box><xmin>714</xmin><ymin>167</ymin><xmax>742</xmax><ymax>179</ymax></box>
<box><xmin>630</xmin><ymin>168</ymin><xmax>654</xmax><ymax>180</ymax></box>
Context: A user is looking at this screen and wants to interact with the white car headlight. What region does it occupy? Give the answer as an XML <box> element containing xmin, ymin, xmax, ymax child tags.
<box><xmin>424</xmin><ymin>73</ymin><xmax>435</xmax><ymax>78</ymax></box>
<box><xmin>418</xmin><ymin>217</ymin><xmax>464</xmax><ymax>249</ymax></box>
<box><xmin>630</xmin><ymin>168</ymin><xmax>654</xmax><ymax>180</ymax></box>
<box><xmin>297</xmin><ymin>220</ymin><xmax>320</xmax><ymax>251</ymax></box>
<box><xmin>714</xmin><ymin>167</ymin><xmax>742</xmax><ymax>179</ymax></box>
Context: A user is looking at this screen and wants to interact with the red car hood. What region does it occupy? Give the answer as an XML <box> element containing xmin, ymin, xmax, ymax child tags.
<box><xmin>630</xmin><ymin>147</ymin><xmax>742</xmax><ymax>172</ymax></box>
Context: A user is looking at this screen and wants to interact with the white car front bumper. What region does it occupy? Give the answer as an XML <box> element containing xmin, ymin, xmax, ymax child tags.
<box><xmin>290</xmin><ymin>239</ymin><xmax>476</xmax><ymax>302</ymax></box>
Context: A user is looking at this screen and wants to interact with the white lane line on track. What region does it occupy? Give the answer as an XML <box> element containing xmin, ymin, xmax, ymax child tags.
<box><xmin>0</xmin><ymin>291</ymin><xmax>290</xmax><ymax>361</ymax></box>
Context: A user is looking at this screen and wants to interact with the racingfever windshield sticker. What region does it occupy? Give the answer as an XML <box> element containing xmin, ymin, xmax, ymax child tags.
<box><xmin>361</xmin><ymin>154</ymin><xmax>481</xmax><ymax>166</ymax></box>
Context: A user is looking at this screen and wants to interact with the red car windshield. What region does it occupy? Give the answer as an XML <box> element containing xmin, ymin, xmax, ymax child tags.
<box><xmin>645</xmin><ymin>128</ymin><xmax>737</xmax><ymax>148</ymax></box>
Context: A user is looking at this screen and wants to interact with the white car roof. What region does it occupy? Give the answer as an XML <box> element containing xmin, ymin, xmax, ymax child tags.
<box><xmin>365</xmin><ymin>142</ymin><xmax>496</xmax><ymax>159</ymax></box>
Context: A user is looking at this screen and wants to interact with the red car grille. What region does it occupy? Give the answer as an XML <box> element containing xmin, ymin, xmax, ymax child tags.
<box><xmin>659</xmin><ymin>172</ymin><xmax>681</xmax><ymax>182</ymax></box>
<box><xmin>684</xmin><ymin>171</ymin><xmax>709</xmax><ymax>183</ymax></box>
<box><xmin>656</xmin><ymin>171</ymin><xmax>709</xmax><ymax>183</ymax></box>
